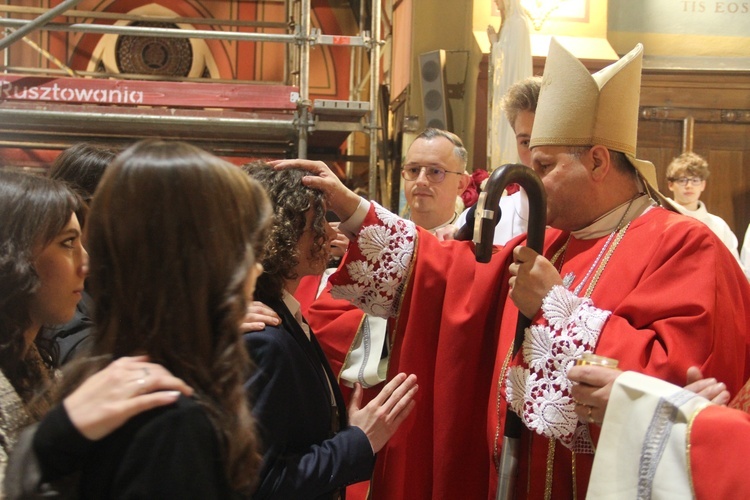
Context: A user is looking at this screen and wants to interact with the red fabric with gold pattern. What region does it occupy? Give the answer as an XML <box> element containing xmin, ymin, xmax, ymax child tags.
<box><xmin>729</xmin><ymin>376</ymin><xmax>750</xmax><ymax>413</ymax></box>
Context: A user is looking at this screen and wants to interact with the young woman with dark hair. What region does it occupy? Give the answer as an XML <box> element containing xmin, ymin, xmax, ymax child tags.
<box><xmin>0</xmin><ymin>170</ymin><xmax>193</xmax><ymax>492</ymax></box>
<box><xmin>0</xmin><ymin>171</ymin><xmax>86</xmax><ymax>480</ymax></box>
<box><xmin>45</xmin><ymin>142</ymin><xmax>117</xmax><ymax>365</ymax></box>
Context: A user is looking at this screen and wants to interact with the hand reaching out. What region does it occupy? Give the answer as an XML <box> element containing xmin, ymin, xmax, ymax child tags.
<box><xmin>347</xmin><ymin>373</ymin><xmax>418</xmax><ymax>453</ymax></box>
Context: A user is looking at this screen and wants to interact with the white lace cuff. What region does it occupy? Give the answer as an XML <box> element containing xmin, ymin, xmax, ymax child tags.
<box><xmin>506</xmin><ymin>285</ymin><xmax>611</xmax><ymax>452</ymax></box>
<box><xmin>331</xmin><ymin>203</ymin><xmax>416</xmax><ymax>318</ymax></box>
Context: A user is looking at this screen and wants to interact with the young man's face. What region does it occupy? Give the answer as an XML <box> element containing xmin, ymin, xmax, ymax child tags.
<box><xmin>668</xmin><ymin>174</ymin><xmax>706</xmax><ymax>207</ymax></box>
<box><xmin>513</xmin><ymin>110</ymin><xmax>535</xmax><ymax>167</ymax></box>
<box><xmin>294</xmin><ymin>208</ymin><xmax>336</xmax><ymax>278</ymax></box>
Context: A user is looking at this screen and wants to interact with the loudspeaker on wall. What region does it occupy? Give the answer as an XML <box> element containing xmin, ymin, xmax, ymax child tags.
<box><xmin>418</xmin><ymin>50</ymin><xmax>452</xmax><ymax>131</ymax></box>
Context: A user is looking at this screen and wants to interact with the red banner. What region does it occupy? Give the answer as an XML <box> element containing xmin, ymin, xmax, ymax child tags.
<box><xmin>0</xmin><ymin>75</ymin><xmax>298</xmax><ymax>111</ymax></box>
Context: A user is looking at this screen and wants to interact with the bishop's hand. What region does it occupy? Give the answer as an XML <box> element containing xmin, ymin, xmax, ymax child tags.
<box><xmin>269</xmin><ymin>159</ymin><xmax>362</xmax><ymax>222</ymax></box>
<box><xmin>508</xmin><ymin>245</ymin><xmax>563</xmax><ymax>318</ymax></box>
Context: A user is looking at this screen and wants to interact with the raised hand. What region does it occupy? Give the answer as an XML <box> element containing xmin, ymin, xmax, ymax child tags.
<box><xmin>347</xmin><ymin>372</ymin><xmax>418</xmax><ymax>453</ymax></box>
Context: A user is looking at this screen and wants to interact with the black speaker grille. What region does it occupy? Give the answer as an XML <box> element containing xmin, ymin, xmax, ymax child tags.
<box><xmin>424</xmin><ymin>89</ymin><xmax>444</xmax><ymax>111</ymax></box>
<box><xmin>421</xmin><ymin>59</ymin><xmax>440</xmax><ymax>82</ymax></box>
<box><xmin>427</xmin><ymin>118</ymin><xmax>446</xmax><ymax>129</ymax></box>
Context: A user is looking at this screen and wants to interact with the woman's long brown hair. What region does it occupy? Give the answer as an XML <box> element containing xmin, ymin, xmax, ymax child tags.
<box><xmin>59</xmin><ymin>140</ymin><xmax>270</xmax><ymax>494</ymax></box>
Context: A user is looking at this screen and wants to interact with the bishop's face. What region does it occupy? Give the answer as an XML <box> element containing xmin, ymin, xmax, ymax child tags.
<box><xmin>530</xmin><ymin>146</ymin><xmax>598</xmax><ymax>232</ymax></box>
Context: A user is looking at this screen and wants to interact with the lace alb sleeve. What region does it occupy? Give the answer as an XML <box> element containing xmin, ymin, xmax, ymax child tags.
<box><xmin>505</xmin><ymin>285</ymin><xmax>611</xmax><ymax>452</ymax></box>
<box><xmin>330</xmin><ymin>203</ymin><xmax>416</xmax><ymax>318</ymax></box>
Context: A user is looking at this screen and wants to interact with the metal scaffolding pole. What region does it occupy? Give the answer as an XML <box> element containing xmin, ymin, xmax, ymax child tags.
<box><xmin>368</xmin><ymin>0</ymin><xmax>382</xmax><ymax>201</ymax></box>
<box><xmin>284</xmin><ymin>0</ymin><xmax>295</xmax><ymax>85</ymax></box>
<box><xmin>0</xmin><ymin>5</ymin><xmax>288</xmax><ymax>29</ymax></box>
<box><xmin>0</xmin><ymin>0</ymin><xmax>83</xmax><ymax>51</ymax></box>
<box><xmin>297</xmin><ymin>0</ymin><xmax>311</xmax><ymax>158</ymax></box>
<box><xmin>0</xmin><ymin>18</ymin><xmax>299</xmax><ymax>44</ymax></box>
<box><xmin>0</xmin><ymin>107</ymin><xmax>297</xmax><ymax>131</ymax></box>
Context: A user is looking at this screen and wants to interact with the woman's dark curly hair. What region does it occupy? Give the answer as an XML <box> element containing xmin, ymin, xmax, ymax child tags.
<box><xmin>57</xmin><ymin>141</ymin><xmax>270</xmax><ymax>495</ymax></box>
<box><xmin>241</xmin><ymin>162</ymin><xmax>328</xmax><ymax>302</ymax></box>
<box><xmin>0</xmin><ymin>170</ymin><xmax>81</xmax><ymax>401</ymax></box>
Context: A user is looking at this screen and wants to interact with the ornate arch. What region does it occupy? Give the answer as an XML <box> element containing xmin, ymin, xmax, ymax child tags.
<box><xmin>84</xmin><ymin>3</ymin><xmax>219</xmax><ymax>78</ymax></box>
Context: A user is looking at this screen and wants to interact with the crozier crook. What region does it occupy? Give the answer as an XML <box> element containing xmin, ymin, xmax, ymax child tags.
<box><xmin>457</xmin><ymin>163</ymin><xmax>547</xmax><ymax>500</ymax></box>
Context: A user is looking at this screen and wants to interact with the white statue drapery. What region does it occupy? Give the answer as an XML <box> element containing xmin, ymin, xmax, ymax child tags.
<box><xmin>488</xmin><ymin>0</ymin><xmax>533</xmax><ymax>170</ymax></box>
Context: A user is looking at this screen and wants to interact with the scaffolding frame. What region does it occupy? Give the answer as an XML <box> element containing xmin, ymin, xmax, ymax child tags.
<box><xmin>0</xmin><ymin>0</ymin><xmax>385</xmax><ymax>198</ymax></box>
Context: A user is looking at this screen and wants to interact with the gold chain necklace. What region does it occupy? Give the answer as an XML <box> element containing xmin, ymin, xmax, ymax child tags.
<box><xmin>517</xmin><ymin>198</ymin><xmax>639</xmax><ymax>499</ymax></box>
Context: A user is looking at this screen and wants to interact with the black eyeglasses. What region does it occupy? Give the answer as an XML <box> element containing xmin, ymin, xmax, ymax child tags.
<box><xmin>401</xmin><ymin>166</ymin><xmax>463</xmax><ymax>183</ymax></box>
<box><xmin>670</xmin><ymin>177</ymin><xmax>704</xmax><ymax>187</ymax></box>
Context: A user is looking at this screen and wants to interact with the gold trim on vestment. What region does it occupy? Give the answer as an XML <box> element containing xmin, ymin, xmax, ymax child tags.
<box><xmin>493</xmin><ymin>343</ymin><xmax>515</xmax><ymax>471</ymax></box>
<box><xmin>544</xmin><ymin>438</ymin><xmax>556</xmax><ymax>500</ymax></box>
<box><xmin>685</xmin><ymin>403</ymin><xmax>711</xmax><ymax>499</ymax></box>
<box><xmin>337</xmin><ymin>314</ymin><xmax>369</xmax><ymax>383</ymax></box>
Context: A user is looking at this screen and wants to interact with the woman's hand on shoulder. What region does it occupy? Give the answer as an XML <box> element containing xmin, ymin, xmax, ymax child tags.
<box><xmin>63</xmin><ymin>356</ymin><xmax>193</xmax><ymax>440</ymax></box>
<box><xmin>240</xmin><ymin>301</ymin><xmax>281</xmax><ymax>332</ymax></box>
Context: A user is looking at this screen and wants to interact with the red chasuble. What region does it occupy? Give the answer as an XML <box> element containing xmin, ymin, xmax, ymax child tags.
<box><xmin>490</xmin><ymin>207</ymin><xmax>750</xmax><ymax>499</ymax></box>
<box><xmin>329</xmin><ymin>204</ymin><xmax>516</xmax><ymax>500</ymax></box>
<box><xmin>329</xmin><ymin>203</ymin><xmax>750</xmax><ymax>500</ymax></box>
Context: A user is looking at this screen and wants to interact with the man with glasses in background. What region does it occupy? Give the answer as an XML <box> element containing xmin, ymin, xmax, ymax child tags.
<box><xmin>401</xmin><ymin>128</ymin><xmax>471</xmax><ymax>232</ymax></box>
<box><xmin>666</xmin><ymin>151</ymin><xmax>748</xmax><ymax>279</ymax></box>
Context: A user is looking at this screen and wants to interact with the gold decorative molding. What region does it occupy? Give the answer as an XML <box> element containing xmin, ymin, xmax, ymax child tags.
<box><xmin>639</xmin><ymin>106</ymin><xmax>750</xmax><ymax>124</ymax></box>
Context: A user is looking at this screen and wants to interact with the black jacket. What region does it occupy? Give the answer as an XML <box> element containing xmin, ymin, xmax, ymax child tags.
<box><xmin>243</xmin><ymin>297</ymin><xmax>375</xmax><ymax>499</ymax></box>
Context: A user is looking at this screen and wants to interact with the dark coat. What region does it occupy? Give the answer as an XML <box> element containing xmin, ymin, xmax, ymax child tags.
<box><xmin>244</xmin><ymin>297</ymin><xmax>375</xmax><ymax>500</ymax></box>
<box><xmin>24</xmin><ymin>396</ymin><xmax>238</xmax><ymax>499</ymax></box>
